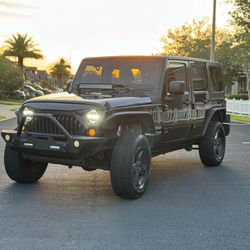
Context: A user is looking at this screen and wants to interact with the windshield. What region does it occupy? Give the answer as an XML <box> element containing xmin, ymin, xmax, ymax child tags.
<box><xmin>73</xmin><ymin>57</ymin><xmax>165</xmax><ymax>91</ymax></box>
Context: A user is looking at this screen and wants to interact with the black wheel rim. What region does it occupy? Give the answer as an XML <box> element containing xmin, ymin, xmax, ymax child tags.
<box><xmin>214</xmin><ymin>128</ymin><xmax>225</xmax><ymax>161</ymax></box>
<box><xmin>132</xmin><ymin>144</ymin><xmax>150</xmax><ymax>193</ymax></box>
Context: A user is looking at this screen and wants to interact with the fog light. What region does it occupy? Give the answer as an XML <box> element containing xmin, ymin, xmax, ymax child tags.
<box><xmin>74</xmin><ymin>140</ymin><xmax>80</xmax><ymax>148</ymax></box>
<box><xmin>5</xmin><ymin>134</ymin><xmax>10</xmax><ymax>141</ymax></box>
<box><xmin>88</xmin><ymin>128</ymin><xmax>96</xmax><ymax>137</ymax></box>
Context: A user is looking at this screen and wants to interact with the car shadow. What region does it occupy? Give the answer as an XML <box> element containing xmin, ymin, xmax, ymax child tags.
<box><xmin>1</xmin><ymin>150</ymin><xmax>239</xmax><ymax>208</ymax></box>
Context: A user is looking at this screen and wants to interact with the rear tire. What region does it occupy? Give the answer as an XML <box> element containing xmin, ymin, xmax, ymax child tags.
<box><xmin>4</xmin><ymin>145</ymin><xmax>47</xmax><ymax>183</ymax></box>
<box><xmin>199</xmin><ymin>121</ymin><xmax>226</xmax><ymax>167</ymax></box>
<box><xmin>110</xmin><ymin>133</ymin><xmax>151</xmax><ymax>199</ymax></box>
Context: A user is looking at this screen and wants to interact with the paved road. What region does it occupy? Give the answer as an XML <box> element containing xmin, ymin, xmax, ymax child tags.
<box><xmin>0</xmin><ymin>104</ymin><xmax>19</xmax><ymax>120</ymax></box>
<box><xmin>0</xmin><ymin>118</ymin><xmax>250</xmax><ymax>250</ymax></box>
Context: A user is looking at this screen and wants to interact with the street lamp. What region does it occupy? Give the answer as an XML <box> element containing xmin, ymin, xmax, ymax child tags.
<box><xmin>69</xmin><ymin>48</ymin><xmax>79</xmax><ymax>62</ymax></box>
<box><xmin>210</xmin><ymin>0</ymin><xmax>216</xmax><ymax>61</ymax></box>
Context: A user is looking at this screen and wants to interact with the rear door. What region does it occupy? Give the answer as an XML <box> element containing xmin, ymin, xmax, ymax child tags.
<box><xmin>189</xmin><ymin>62</ymin><xmax>209</xmax><ymax>138</ymax></box>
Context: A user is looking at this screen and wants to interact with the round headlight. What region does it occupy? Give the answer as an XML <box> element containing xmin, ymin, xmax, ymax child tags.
<box><xmin>23</xmin><ymin>107</ymin><xmax>34</xmax><ymax>117</ymax></box>
<box><xmin>86</xmin><ymin>109</ymin><xmax>101</xmax><ymax>124</ymax></box>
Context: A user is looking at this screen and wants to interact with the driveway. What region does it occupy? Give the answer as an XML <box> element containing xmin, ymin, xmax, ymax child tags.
<box><xmin>0</xmin><ymin>118</ymin><xmax>250</xmax><ymax>249</ymax></box>
<box><xmin>0</xmin><ymin>104</ymin><xmax>19</xmax><ymax>120</ymax></box>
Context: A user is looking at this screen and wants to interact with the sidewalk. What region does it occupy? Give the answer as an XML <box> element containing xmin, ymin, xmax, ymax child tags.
<box><xmin>0</xmin><ymin>104</ymin><xmax>20</xmax><ymax>121</ymax></box>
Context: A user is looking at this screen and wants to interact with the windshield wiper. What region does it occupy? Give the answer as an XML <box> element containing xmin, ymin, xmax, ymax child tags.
<box><xmin>74</xmin><ymin>82</ymin><xmax>150</xmax><ymax>94</ymax></box>
<box><xmin>112</xmin><ymin>84</ymin><xmax>134</xmax><ymax>91</ymax></box>
<box><xmin>77</xmin><ymin>83</ymin><xmax>112</xmax><ymax>90</ymax></box>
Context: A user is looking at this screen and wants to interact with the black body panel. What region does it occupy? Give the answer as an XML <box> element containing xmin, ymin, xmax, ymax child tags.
<box><xmin>1</xmin><ymin>56</ymin><xmax>230</xmax><ymax>170</ymax></box>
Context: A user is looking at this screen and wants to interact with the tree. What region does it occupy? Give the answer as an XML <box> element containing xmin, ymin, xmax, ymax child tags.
<box><xmin>158</xmin><ymin>18</ymin><xmax>242</xmax><ymax>93</ymax></box>
<box><xmin>160</xmin><ymin>19</ymin><xmax>211</xmax><ymax>59</ymax></box>
<box><xmin>229</xmin><ymin>0</ymin><xmax>250</xmax><ymax>31</ymax></box>
<box><xmin>0</xmin><ymin>56</ymin><xmax>24</xmax><ymax>96</ymax></box>
<box><xmin>2</xmin><ymin>33</ymin><xmax>43</xmax><ymax>70</ymax></box>
<box><xmin>49</xmin><ymin>58</ymin><xmax>71</xmax><ymax>88</ymax></box>
<box><xmin>228</xmin><ymin>0</ymin><xmax>250</xmax><ymax>98</ymax></box>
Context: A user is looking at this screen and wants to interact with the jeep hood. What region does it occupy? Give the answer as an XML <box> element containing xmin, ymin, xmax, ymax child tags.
<box><xmin>24</xmin><ymin>92</ymin><xmax>152</xmax><ymax>111</ymax></box>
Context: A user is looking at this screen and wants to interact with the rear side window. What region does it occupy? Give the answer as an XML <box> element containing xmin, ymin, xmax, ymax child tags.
<box><xmin>209</xmin><ymin>66</ymin><xmax>223</xmax><ymax>92</ymax></box>
<box><xmin>191</xmin><ymin>64</ymin><xmax>207</xmax><ymax>91</ymax></box>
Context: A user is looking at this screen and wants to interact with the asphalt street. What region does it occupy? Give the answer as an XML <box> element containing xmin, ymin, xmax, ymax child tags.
<box><xmin>0</xmin><ymin>118</ymin><xmax>250</xmax><ymax>250</ymax></box>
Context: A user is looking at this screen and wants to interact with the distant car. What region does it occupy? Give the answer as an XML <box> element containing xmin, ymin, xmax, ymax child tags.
<box><xmin>34</xmin><ymin>85</ymin><xmax>52</xmax><ymax>95</ymax></box>
<box><xmin>51</xmin><ymin>87</ymin><xmax>63</xmax><ymax>93</ymax></box>
<box><xmin>7</xmin><ymin>90</ymin><xmax>26</xmax><ymax>101</ymax></box>
<box><xmin>23</xmin><ymin>85</ymin><xmax>44</xmax><ymax>98</ymax></box>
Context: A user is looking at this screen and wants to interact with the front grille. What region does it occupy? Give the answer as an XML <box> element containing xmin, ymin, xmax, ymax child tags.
<box><xmin>26</xmin><ymin>115</ymin><xmax>84</xmax><ymax>136</ymax></box>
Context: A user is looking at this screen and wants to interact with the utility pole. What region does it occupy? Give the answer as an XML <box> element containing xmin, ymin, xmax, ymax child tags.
<box><xmin>210</xmin><ymin>0</ymin><xmax>216</xmax><ymax>61</ymax></box>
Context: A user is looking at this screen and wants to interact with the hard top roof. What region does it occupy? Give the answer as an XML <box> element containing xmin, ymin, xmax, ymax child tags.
<box><xmin>83</xmin><ymin>55</ymin><xmax>221</xmax><ymax>65</ymax></box>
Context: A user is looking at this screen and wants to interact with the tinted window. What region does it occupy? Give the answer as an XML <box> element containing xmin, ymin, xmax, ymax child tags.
<box><xmin>75</xmin><ymin>58</ymin><xmax>165</xmax><ymax>90</ymax></box>
<box><xmin>209</xmin><ymin>66</ymin><xmax>223</xmax><ymax>91</ymax></box>
<box><xmin>191</xmin><ymin>64</ymin><xmax>207</xmax><ymax>91</ymax></box>
<box><xmin>167</xmin><ymin>62</ymin><xmax>187</xmax><ymax>91</ymax></box>
<box><xmin>82</xmin><ymin>65</ymin><xmax>102</xmax><ymax>83</ymax></box>
<box><xmin>111</xmin><ymin>68</ymin><xmax>143</xmax><ymax>84</ymax></box>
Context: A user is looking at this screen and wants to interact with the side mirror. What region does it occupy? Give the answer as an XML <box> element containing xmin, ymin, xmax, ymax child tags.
<box><xmin>169</xmin><ymin>81</ymin><xmax>185</xmax><ymax>95</ymax></box>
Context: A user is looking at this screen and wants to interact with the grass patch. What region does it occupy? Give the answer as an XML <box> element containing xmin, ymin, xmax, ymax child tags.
<box><xmin>230</xmin><ymin>114</ymin><xmax>250</xmax><ymax>123</ymax></box>
<box><xmin>0</xmin><ymin>99</ymin><xmax>22</xmax><ymax>105</ymax></box>
<box><xmin>10</xmin><ymin>107</ymin><xmax>19</xmax><ymax>112</ymax></box>
<box><xmin>0</xmin><ymin>115</ymin><xmax>6</xmax><ymax>120</ymax></box>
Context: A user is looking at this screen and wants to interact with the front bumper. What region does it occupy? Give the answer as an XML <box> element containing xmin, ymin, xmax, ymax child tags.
<box><xmin>1</xmin><ymin>113</ymin><xmax>113</xmax><ymax>167</ymax></box>
<box><xmin>2</xmin><ymin>130</ymin><xmax>111</xmax><ymax>166</ymax></box>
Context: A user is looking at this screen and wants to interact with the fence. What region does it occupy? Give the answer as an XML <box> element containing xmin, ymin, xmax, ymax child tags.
<box><xmin>226</xmin><ymin>99</ymin><xmax>250</xmax><ymax>115</ymax></box>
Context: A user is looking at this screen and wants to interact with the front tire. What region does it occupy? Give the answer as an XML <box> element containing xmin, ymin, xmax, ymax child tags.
<box><xmin>110</xmin><ymin>134</ymin><xmax>151</xmax><ymax>199</ymax></box>
<box><xmin>4</xmin><ymin>145</ymin><xmax>47</xmax><ymax>183</ymax></box>
<box><xmin>199</xmin><ymin>121</ymin><xmax>226</xmax><ymax>167</ymax></box>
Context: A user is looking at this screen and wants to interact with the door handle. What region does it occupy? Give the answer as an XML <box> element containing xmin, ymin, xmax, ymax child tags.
<box><xmin>183</xmin><ymin>100</ymin><xmax>191</xmax><ymax>105</ymax></box>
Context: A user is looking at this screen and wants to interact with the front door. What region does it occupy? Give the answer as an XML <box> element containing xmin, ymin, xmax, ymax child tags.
<box><xmin>162</xmin><ymin>60</ymin><xmax>192</xmax><ymax>143</ymax></box>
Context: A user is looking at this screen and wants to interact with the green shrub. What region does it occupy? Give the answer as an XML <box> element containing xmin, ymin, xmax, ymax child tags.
<box><xmin>41</xmin><ymin>80</ymin><xmax>54</xmax><ymax>90</ymax></box>
<box><xmin>0</xmin><ymin>58</ymin><xmax>24</xmax><ymax>93</ymax></box>
<box><xmin>226</xmin><ymin>93</ymin><xmax>249</xmax><ymax>100</ymax></box>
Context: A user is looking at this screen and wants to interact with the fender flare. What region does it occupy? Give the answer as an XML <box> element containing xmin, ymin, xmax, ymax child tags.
<box><xmin>202</xmin><ymin>107</ymin><xmax>229</xmax><ymax>136</ymax></box>
<box><xmin>104</xmin><ymin>111</ymin><xmax>155</xmax><ymax>134</ymax></box>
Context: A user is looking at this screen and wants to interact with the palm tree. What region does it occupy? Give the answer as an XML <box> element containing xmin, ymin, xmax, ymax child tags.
<box><xmin>49</xmin><ymin>58</ymin><xmax>71</xmax><ymax>88</ymax></box>
<box><xmin>2</xmin><ymin>33</ymin><xmax>43</xmax><ymax>70</ymax></box>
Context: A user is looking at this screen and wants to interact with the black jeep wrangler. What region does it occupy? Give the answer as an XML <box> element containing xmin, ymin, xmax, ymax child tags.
<box><xmin>2</xmin><ymin>56</ymin><xmax>230</xmax><ymax>199</ymax></box>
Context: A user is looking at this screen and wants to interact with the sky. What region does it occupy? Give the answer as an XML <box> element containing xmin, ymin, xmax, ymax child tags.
<box><xmin>0</xmin><ymin>0</ymin><xmax>233</xmax><ymax>72</ymax></box>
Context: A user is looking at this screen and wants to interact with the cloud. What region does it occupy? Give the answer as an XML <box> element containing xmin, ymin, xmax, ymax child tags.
<box><xmin>0</xmin><ymin>11</ymin><xmax>30</xmax><ymax>18</ymax></box>
<box><xmin>0</xmin><ymin>0</ymin><xmax>33</xmax><ymax>9</ymax></box>
<box><xmin>0</xmin><ymin>1</ymin><xmax>34</xmax><ymax>18</ymax></box>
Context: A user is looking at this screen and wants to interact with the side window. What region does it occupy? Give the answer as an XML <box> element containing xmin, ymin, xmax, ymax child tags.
<box><xmin>191</xmin><ymin>64</ymin><xmax>207</xmax><ymax>91</ymax></box>
<box><xmin>167</xmin><ymin>62</ymin><xmax>187</xmax><ymax>92</ymax></box>
<box><xmin>209</xmin><ymin>66</ymin><xmax>223</xmax><ymax>92</ymax></box>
